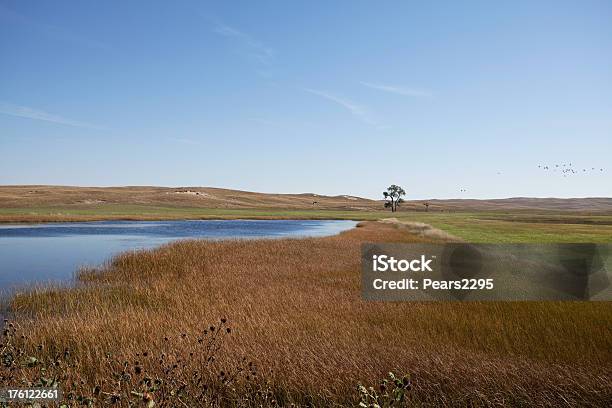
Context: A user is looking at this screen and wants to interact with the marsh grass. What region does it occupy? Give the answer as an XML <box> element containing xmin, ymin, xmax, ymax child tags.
<box><xmin>1</xmin><ymin>318</ymin><xmax>277</xmax><ymax>407</ymax></box>
<box><xmin>4</xmin><ymin>222</ymin><xmax>612</xmax><ymax>406</ymax></box>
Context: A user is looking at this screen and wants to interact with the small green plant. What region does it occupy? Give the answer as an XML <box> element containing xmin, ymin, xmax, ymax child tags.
<box><xmin>358</xmin><ymin>372</ymin><xmax>412</xmax><ymax>407</ymax></box>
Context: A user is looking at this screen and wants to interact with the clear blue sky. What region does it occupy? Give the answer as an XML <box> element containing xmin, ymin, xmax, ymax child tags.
<box><xmin>1</xmin><ymin>1</ymin><xmax>611</xmax><ymax>199</ymax></box>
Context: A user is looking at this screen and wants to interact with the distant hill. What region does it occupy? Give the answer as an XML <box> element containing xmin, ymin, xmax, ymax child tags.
<box><xmin>0</xmin><ymin>185</ymin><xmax>377</xmax><ymax>211</ymax></box>
<box><xmin>0</xmin><ymin>186</ymin><xmax>610</xmax><ymax>213</ymax></box>
<box><xmin>409</xmin><ymin>197</ymin><xmax>612</xmax><ymax>213</ymax></box>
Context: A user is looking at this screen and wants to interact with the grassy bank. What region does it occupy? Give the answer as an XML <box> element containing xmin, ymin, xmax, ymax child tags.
<box><xmin>4</xmin><ymin>221</ymin><xmax>611</xmax><ymax>406</ymax></box>
<box><xmin>2</xmin><ymin>204</ymin><xmax>612</xmax><ymax>243</ymax></box>
<box><xmin>393</xmin><ymin>212</ymin><xmax>612</xmax><ymax>243</ymax></box>
<box><xmin>0</xmin><ymin>205</ymin><xmax>382</xmax><ymax>222</ymax></box>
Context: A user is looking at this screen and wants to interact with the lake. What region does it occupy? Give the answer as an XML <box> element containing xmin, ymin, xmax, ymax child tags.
<box><xmin>0</xmin><ymin>219</ymin><xmax>357</xmax><ymax>293</ymax></box>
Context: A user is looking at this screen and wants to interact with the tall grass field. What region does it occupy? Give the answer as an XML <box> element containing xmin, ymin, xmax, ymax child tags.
<box><xmin>3</xmin><ymin>220</ymin><xmax>611</xmax><ymax>407</ymax></box>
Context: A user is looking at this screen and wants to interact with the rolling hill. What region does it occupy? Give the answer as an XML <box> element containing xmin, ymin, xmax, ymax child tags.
<box><xmin>0</xmin><ymin>185</ymin><xmax>611</xmax><ymax>213</ymax></box>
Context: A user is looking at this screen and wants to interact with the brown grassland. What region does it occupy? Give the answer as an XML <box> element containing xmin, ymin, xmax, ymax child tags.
<box><xmin>3</xmin><ymin>221</ymin><xmax>611</xmax><ymax>407</ymax></box>
<box><xmin>1</xmin><ymin>186</ymin><xmax>611</xmax><ymax>225</ymax></box>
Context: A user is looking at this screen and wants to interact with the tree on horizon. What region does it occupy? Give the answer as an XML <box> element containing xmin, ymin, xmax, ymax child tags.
<box><xmin>383</xmin><ymin>185</ymin><xmax>406</xmax><ymax>212</ymax></box>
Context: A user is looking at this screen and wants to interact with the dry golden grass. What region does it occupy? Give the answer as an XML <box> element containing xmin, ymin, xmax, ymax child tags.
<box><xmin>1</xmin><ymin>186</ymin><xmax>611</xmax><ymax>225</ymax></box>
<box><xmin>6</xmin><ymin>222</ymin><xmax>612</xmax><ymax>406</ymax></box>
<box><xmin>0</xmin><ymin>185</ymin><xmax>379</xmax><ymax>211</ymax></box>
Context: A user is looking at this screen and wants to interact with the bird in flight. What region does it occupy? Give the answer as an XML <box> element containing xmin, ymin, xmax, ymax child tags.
<box><xmin>536</xmin><ymin>163</ymin><xmax>604</xmax><ymax>177</ymax></box>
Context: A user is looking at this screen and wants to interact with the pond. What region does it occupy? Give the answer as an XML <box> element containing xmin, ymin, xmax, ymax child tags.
<box><xmin>0</xmin><ymin>219</ymin><xmax>357</xmax><ymax>293</ymax></box>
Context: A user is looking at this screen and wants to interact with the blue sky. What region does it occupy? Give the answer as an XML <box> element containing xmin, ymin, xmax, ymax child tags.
<box><xmin>1</xmin><ymin>1</ymin><xmax>611</xmax><ymax>199</ymax></box>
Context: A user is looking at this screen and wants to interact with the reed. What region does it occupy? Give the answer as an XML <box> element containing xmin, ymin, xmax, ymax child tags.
<box><xmin>4</xmin><ymin>222</ymin><xmax>611</xmax><ymax>406</ymax></box>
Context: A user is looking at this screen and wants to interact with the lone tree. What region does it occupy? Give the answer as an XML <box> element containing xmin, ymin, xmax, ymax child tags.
<box><xmin>383</xmin><ymin>184</ymin><xmax>406</xmax><ymax>212</ymax></box>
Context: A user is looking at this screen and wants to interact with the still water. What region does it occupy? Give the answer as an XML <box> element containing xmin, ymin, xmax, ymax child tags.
<box><xmin>0</xmin><ymin>219</ymin><xmax>356</xmax><ymax>291</ymax></box>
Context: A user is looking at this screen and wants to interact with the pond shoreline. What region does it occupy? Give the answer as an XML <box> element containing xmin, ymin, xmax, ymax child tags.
<box><xmin>0</xmin><ymin>214</ymin><xmax>371</xmax><ymax>224</ymax></box>
<box><xmin>0</xmin><ymin>219</ymin><xmax>358</xmax><ymax>295</ymax></box>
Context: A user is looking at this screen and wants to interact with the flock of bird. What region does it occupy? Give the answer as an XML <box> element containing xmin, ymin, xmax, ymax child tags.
<box><xmin>538</xmin><ymin>163</ymin><xmax>605</xmax><ymax>178</ymax></box>
<box><xmin>456</xmin><ymin>163</ymin><xmax>605</xmax><ymax>192</ymax></box>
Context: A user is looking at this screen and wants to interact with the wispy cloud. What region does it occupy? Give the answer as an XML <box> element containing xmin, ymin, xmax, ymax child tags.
<box><xmin>0</xmin><ymin>102</ymin><xmax>99</xmax><ymax>129</ymax></box>
<box><xmin>249</xmin><ymin>117</ymin><xmax>319</xmax><ymax>131</ymax></box>
<box><xmin>250</xmin><ymin>118</ymin><xmax>283</xmax><ymax>127</ymax></box>
<box><xmin>213</xmin><ymin>22</ymin><xmax>274</xmax><ymax>65</ymax></box>
<box><xmin>0</xmin><ymin>4</ymin><xmax>111</xmax><ymax>50</ymax></box>
<box><xmin>304</xmin><ymin>88</ymin><xmax>380</xmax><ymax>126</ymax></box>
<box><xmin>361</xmin><ymin>82</ymin><xmax>432</xmax><ymax>98</ymax></box>
<box><xmin>166</xmin><ymin>137</ymin><xmax>202</xmax><ymax>146</ymax></box>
